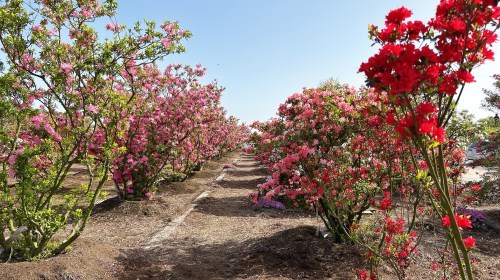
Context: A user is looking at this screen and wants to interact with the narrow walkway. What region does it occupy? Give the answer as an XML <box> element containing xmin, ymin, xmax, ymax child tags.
<box><xmin>115</xmin><ymin>154</ymin><xmax>363</xmax><ymax>279</ymax></box>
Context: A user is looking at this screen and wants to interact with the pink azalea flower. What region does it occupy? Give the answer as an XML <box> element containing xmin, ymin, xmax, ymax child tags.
<box><xmin>105</xmin><ymin>23</ymin><xmax>121</xmax><ymax>32</ymax></box>
<box><xmin>60</xmin><ymin>63</ymin><xmax>72</xmax><ymax>75</ymax></box>
<box><xmin>32</xmin><ymin>25</ymin><xmax>43</xmax><ymax>32</ymax></box>
<box><xmin>139</xmin><ymin>156</ymin><xmax>148</xmax><ymax>163</ymax></box>
<box><xmin>8</xmin><ymin>155</ymin><xmax>17</xmax><ymax>165</ymax></box>
<box><xmin>88</xmin><ymin>105</ymin><xmax>99</xmax><ymax>113</ymax></box>
<box><xmin>21</xmin><ymin>54</ymin><xmax>34</xmax><ymax>68</ymax></box>
<box><xmin>160</xmin><ymin>38</ymin><xmax>171</xmax><ymax>48</ymax></box>
<box><xmin>80</xmin><ymin>9</ymin><xmax>93</xmax><ymax>18</ymax></box>
<box><xmin>43</xmin><ymin>122</ymin><xmax>62</xmax><ymax>142</ymax></box>
<box><xmin>31</xmin><ymin>114</ymin><xmax>45</xmax><ymax>130</ymax></box>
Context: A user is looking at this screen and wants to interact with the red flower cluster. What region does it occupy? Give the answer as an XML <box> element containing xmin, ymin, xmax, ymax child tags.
<box><xmin>380</xmin><ymin>217</ymin><xmax>419</xmax><ymax>270</ymax></box>
<box><xmin>385</xmin><ymin>6</ymin><xmax>412</xmax><ymax>25</ymax></box>
<box><xmin>463</xmin><ymin>236</ymin><xmax>476</xmax><ymax>249</ymax></box>
<box><xmin>441</xmin><ymin>214</ymin><xmax>473</xmax><ymax>229</ymax></box>
<box><xmin>430</xmin><ymin>0</ymin><xmax>499</xmax><ymax>64</ymax></box>
<box><xmin>360</xmin><ymin>0</ymin><xmax>499</xmax><ymax>144</ymax></box>
<box><xmin>357</xmin><ymin>269</ymin><xmax>377</xmax><ymax>280</ymax></box>
<box><xmin>385</xmin><ymin>217</ymin><xmax>405</xmax><ymax>234</ymax></box>
<box><xmin>360</xmin><ymin>1</ymin><xmax>499</xmax><ymax>98</ymax></box>
<box><xmin>391</xmin><ymin>101</ymin><xmax>446</xmax><ymax>142</ymax></box>
<box><xmin>377</xmin><ymin>7</ymin><xmax>427</xmax><ymax>43</ymax></box>
<box><xmin>379</xmin><ymin>191</ymin><xmax>391</xmax><ymax>210</ymax></box>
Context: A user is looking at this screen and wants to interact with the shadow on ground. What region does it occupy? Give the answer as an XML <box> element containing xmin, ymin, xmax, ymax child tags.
<box><xmin>218</xmin><ymin>177</ymin><xmax>267</xmax><ymax>190</ymax></box>
<box><xmin>473</xmin><ymin>208</ymin><xmax>500</xmax><ymax>258</ymax></box>
<box><xmin>225</xmin><ymin>167</ymin><xmax>269</xmax><ymax>179</ymax></box>
<box><xmin>114</xmin><ymin>226</ymin><xmax>365</xmax><ymax>280</ymax></box>
<box><xmin>91</xmin><ymin>196</ymin><xmax>125</xmax><ymax>215</ymax></box>
<box><xmin>193</xmin><ymin>195</ymin><xmax>316</xmax><ymax>219</ymax></box>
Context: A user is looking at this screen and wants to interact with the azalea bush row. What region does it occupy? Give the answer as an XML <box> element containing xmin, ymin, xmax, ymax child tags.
<box><xmin>252</xmin><ymin>1</ymin><xmax>499</xmax><ymax>279</ymax></box>
<box><xmin>251</xmin><ymin>83</ymin><xmax>418</xmax><ymax>243</ymax></box>
<box><xmin>0</xmin><ymin>0</ymin><xmax>247</xmax><ymax>260</ymax></box>
<box><xmin>111</xmin><ymin>63</ymin><xmax>248</xmax><ymax>200</ymax></box>
<box><xmin>251</xmin><ymin>82</ymin><xmax>469</xmax><ymax>278</ymax></box>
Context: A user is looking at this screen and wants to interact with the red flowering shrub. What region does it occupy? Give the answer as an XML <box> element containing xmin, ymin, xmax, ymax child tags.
<box><xmin>359</xmin><ymin>1</ymin><xmax>499</xmax><ymax>279</ymax></box>
<box><xmin>350</xmin><ymin>209</ymin><xmax>422</xmax><ymax>280</ymax></box>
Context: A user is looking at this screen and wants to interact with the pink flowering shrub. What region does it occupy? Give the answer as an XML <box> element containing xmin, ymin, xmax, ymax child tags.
<box><xmin>0</xmin><ymin>0</ymin><xmax>194</xmax><ymax>259</ymax></box>
<box><xmin>252</xmin><ymin>82</ymin><xmax>418</xmax><ymax>243</ymax></box>
<box><xmin>111</xmin><ymin>64</ymin><xmax>249</xmax><ymax>199</ymax></box>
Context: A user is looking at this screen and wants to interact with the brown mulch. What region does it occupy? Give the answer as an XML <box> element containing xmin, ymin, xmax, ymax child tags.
<box><xmin>0</xmin><ymin>153</ymin><xmax>499</xmax><ymax>279</ymax></box>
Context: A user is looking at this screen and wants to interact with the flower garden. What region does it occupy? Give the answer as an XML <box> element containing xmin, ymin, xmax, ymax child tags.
<box><xmin>0</xmin><ymin>0</ymin><xmax>499</xmax><ymax>279</ymax></box>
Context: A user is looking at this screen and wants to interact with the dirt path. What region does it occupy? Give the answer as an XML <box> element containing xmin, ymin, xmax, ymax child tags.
<box><xmin>114</xmin><ymin>154</ymin><xmax>363</xmax><ymax>280</ymax></box>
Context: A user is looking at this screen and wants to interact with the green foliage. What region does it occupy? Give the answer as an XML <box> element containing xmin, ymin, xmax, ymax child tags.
<box><xmin>447</xmin><ymin>110</ymin><xmax>482</xmax><ymax>151</ymax></box>
<box><xmin>481</xmin><ymin>74</ymin><xmax>499</xmax><ymax>113</ymax></box>
<box><xmin>472</xmin><ymin>77</ymin><xmax>500</xmax><ymax>169</ymax></box>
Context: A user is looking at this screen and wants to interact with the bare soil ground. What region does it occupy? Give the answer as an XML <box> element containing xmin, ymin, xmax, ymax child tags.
<box><xmin>0</xmin><ymin>153</ymin><xmax>498</xmax><ymax>279</ymax></box>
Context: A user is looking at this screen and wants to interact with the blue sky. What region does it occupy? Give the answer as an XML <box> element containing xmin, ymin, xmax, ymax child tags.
<box><xmin>114</xmin><ymin>0</ymin><xmax>499</xmax><ymax>124</ymax></box>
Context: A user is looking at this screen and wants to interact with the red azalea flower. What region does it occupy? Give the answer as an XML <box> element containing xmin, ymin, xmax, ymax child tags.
<box><xmin>456</xmin><ymin>68</ymin><xmax>475</xmax><ymax>83</ymax></box>
<box><xmin>432</xmin><ymin>126</ymin><xmax>446</xmax><ymax>143</ymax></box>
<box><xmin>406</xmin><ymin>20</ymin><xmax>427</xmax><ymax>39</ymax></box>
<box><xmin>386</xmin><ymin>112</ymin><xmax>396</xmax><ymax>125</ymax></box>
<box><xmin>385</xmin><ymin>235</ymin><xmax>392</xmax><ymax>243</ymax></box>
<box><xmin>442</xmin><ymin>215</ymin><xmax>451</xmax><ymax>227</ymax></box>
<box><xmin>380</xmin><ymin>197</ymin><xmax>391</xmax><ymax>210</ymax></box>
<box><xmin>378</xmin><ymin>26</ymin><xmax>395</xmax><ymax>42</ymax></box>
<box><xmin>358</xmin><ymin>269</ymin><xmax>368</xmax><ymax>280</ymax></box>
<box><xmin>385</xmin><ymin>6</ymin><xmax>413</xmax><ymax>25</ymax></box>
<box><xmin>386</xmin><ymin>218</ymin><xmax>405</xmax><ymax>234</ymax></box>
<box><xmin>448</xmin><ymin>19</ymin><xmax>466</xmax><ymax>32</ymax></box>
<box><xmin>438</xmin><ymin>75</ymin><xmax>458</xmax><ymax>95</ymax></box>
<box><xmin>399</xmin><ymin>249</ymin><xmax>409</xmax><ymax>259</ymax></box>
<box><xmin>470</xmin><ymin>184</ymin><xmax>481</xmax><ymax>191</ymax></box>
<box><xmin>395</xmin><ymin>124</ymin><xmax>410</xmax><ymax>138</ymax></box>
<box><xmin>425</xmin><ymin>64</ymin><xmax>441</xmax><ymax>83</ymax></box>
<box><xmin>418</xmin><ymin>160</ymin><xmax>428</xmax><ymax>169</ymax></box>
<box><xmin>442</xmin><ymin>214</ymin><xmax>472</xmax><ymax>228</ymax></box>
<box><xmin>456</xmin><ymin>215</ymin><xmax>473</xmax><ymax>229</ymax></box>
<box><xmin>416</xmin><ymin>102</ymin><xmax>437</xmax><ymax>115</ymax></box>
<box><xmin>463</xmin><ymin>236</ymin><xmax>476</xmax><ymax>249</ymax></box>
<box><xmin>418</xmin><ymin>122</ymin><xmax>434</xmax><ymax>134</ymax></box>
